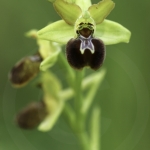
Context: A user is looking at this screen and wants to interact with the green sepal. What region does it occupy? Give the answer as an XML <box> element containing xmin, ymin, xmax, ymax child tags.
<box><xmin>38</xmin><ymin>20</ymin><xmax>74</xmax><ymax>44</ymax></box>
<box><xmin>95</xmin><ymin>19</ymin><xmax>131</xmax><ymax>45</ymax></box>
<box><xmin>40</xmin><ymin>48</ymin><xmax>61</xmax><ymax>71</ymax></box>
<box><xmin>75</xmin><ymin>0</ymin><xmax>91</xmax><ymax>11</ymax></box>
<box><xmin>53</xmin><ymin>0</ymin><xmax>82</xmax><ymax>25</ymax></box>
<box><xmin>88</xmin><ymin>0</ymin><xmax>115</xmax><ymax>24</ymax></box>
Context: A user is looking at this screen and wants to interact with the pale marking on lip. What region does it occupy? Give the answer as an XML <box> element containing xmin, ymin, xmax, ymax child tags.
<box><xmin>79</xmin><ymin>35</ymin><xmax>95</xmax><ymax>54</ymax></box>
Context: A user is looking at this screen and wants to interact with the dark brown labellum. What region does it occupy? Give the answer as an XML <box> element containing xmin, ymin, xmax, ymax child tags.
<box><xmin>66</xmin><ymin>36</ymin><xmax>105</xmax><ymax>70</ymax></box>
<box><xmin>9</xmin><ymin>53</ymin><xmax>42</xmax><ymax>87</ymax></box>
<box><xmin>15</xmin><ymin>101</ymin><xmax>47</xmax><ymax>129</ymax></box>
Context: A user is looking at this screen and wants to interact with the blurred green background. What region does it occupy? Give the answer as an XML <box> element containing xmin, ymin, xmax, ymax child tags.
<box><xmin>0</xmin><ymin>0</ymin><xmax>150</xmax><ymax>150</ymax></box>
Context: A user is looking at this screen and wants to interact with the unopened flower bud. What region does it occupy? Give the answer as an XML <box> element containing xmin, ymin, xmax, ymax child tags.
<box><xmin>9</xmin><ymin>53</ymin><xmax>42</xmax><ymax>87</ymax></box>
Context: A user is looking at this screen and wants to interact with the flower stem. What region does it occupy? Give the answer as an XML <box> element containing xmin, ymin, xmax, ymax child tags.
<box><xmin>90</xmin><ymin>106</ymin><xmax>101</xmax><ymax>150</ymax></box>
<box><xmin>74</xmin><ymin>70</ymin><xmax>84</xmax><ymax>130</ymax></box>
<box><xmin>63</xmin><ymin>102</ymin><xmax>90</xmax><ymax>150</ymax></box>
<box><xmin>81</xmin><ymin>69</ymin><xmax>106</xmax><ymax>115</ymax></box>
<box><xmin>73</xmin><ymin>70</ymin><xmax>91</xmax><ymax>150</ymax></box>
<box><xmin>58</xmin><ymin>52</ymin><xmax>75</xmax><ymax>87</ymax></box>
<box><xmin>75</xmin><ymin>130</ymin><xmax>90</xmax><ymax>150</ymax></box>
<box><xmin>61</xmin><ymin>65</ymin><xmax>90</xmax><ymax>150</ymax></box>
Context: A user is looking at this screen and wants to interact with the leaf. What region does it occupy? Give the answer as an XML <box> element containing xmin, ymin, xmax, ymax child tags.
<box><xmin>38</xmin><ymin>20</ymin><xmax>74</xmax><ymax>44</ymax></box>
<box><xmin>88</xmin><ymin>0</ymin><xmax>115</xmax><ymax>24</ymax></box>
<box><xmin>53</xmin><ymin>0</ymin><xmax>82</xmax><ymax>25</ymax></box>
<box><xmin>95</xmin><ymin>19</ymin><xmax>131</xmax><ymax>45</ymax></box>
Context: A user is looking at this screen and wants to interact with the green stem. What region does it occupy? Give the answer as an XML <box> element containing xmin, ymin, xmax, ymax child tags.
<box><xmin>76</xmin><ymin>130</ymin><xmax>90</xmax><ymax>150</ymax></box>
<box><xmin>63</xmin><ymin>103</ymin><xmax>76</xmax><ymax>131</ymax></box>
<box><xmin>63</xmin><ymin>102</ymin><xmax>90</xmax><ymax>150</ymax></box>
<box><xmin>74</xmin><ymin>70</ymin><xmax>84</xmax><ymax>130</ymax></box>
<box><xmin>81</xmin><ymin>69</ymin><xmax>106</xmax><ymax>115</ymax></box>
<box><xmin>59</xmin><ymin>70</ymin><xmax>106</xmax><ymax>102</ymax></box>
<box><xmin>59</xmin><ymin>52</ymin><xmax>103</xmax><ymax>150</ymax></box>
<box><xmin>74</xmin><ymin>70</ymin><xmax>91</xmax><ymax>150</ymax></box>
<box><xmin>90</xmin><ymin>106</ymin><xmax>101</xmax><ymax>150</ymax></box>
<box><xmin>58</xmin><ymin>52</ymin><xmax>75</xmax><ymax>87</ymax></box>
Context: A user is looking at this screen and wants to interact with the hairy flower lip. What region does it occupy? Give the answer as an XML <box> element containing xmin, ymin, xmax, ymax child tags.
<box><xmin>66</xmin><ymin>36</ymin><xmax>105</xmax><ymax>70</ymax></box>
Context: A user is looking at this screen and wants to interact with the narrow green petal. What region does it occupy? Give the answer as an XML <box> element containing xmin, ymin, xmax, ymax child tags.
<box><xmin>38</xmin><ymin>20</ymin><xmax>74</xmax><ymax>44</ymax></box>
<box><xmin>40</xmin><ymin>48</ymin><xmax>61</xmax><ymax>71</ymax></box>
<box><xmin>95</xmin><ymin>19</ymin><xmax>131</xmax><ymax>45</ymax></box>
<box><xmin>75</xmin><ymin>0</ymin><xmax>91</xmax><ymax>11</ymax></box>
<box><xmin>88</xmin><ymin>0</ymin><xmax>115</xmax><ymax>24</ymax></box>
<box><xmin>53</xmin><ymin>0</ymin><xmax>82</xmax><ymax>25</ymax></box>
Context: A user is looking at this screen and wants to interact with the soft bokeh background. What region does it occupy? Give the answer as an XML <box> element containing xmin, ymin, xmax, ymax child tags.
<box><xmin>0</xmin><ymin>0</ymin><xmax>150</xmax><ymax>150</ymax></box>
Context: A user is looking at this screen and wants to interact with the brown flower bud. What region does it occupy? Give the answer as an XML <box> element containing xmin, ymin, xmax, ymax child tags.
<box><xmin>15</xmin><ymin>101</ymin><xmax>47</xmax><ymax>129</ymax></box>
<box><xmin>9</xmin><ymin>53</ymin><xmax>42</xmax><ymax>87</ymax></box>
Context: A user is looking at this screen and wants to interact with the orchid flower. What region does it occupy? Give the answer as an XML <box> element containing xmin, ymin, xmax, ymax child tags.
<box><xmin>38</xmin><ymin>0</ymin><xmax>131</xmax><ymax>70</ymax></box>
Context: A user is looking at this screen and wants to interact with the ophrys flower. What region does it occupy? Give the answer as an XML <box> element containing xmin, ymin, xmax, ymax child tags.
<box><xmin>38</xmin><ymin>0</ymin><xmax>131</xmax><ymax>70</ymax></box>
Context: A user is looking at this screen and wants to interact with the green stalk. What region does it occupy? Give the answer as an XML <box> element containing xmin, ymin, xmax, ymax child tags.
<box><xmin>90</xmin><ymin>106</ymin><xmax>101</xmax><ymax>150</ymax></box>
<box><xmin>63</xmin><ymin>103</ymin><xmax>76</xmax><ymax>131</ymax></box>
<box><xmin>74</xmin><ymin>70</ymin><xmax>84</xmax><ymax>130</ymax></box>
<box><xmin>63</xmin><ymin>102</ymin><xmax>90</xmax><ymax>150</ymax></box>
<box><xmin>73</xmin><ymin>70</ymin><xmax>91</xmax><ymax>150</ymax></box>
<box><xmin>59</xmin><ymin>70</ymin><xmax>106</xmax><ymax>102</ymax></box>
<box><xmin>58</xmin><ymin>52</ymin><xmax>75</xmax><ymax>87</ymax></box>
<box><xmin>60</xmin><ymin>53</ymin><xmax>103</xmax><ymax>150</ymax></box>
<box><xmin>76</xmin><ymin>130</ymin><xmax>90</xmax><ymax>150</ymax></box>
<box><xmin>81</xmin><ymin>69</ymin><xmax>106</xmax><ymax>115</ymax></box>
